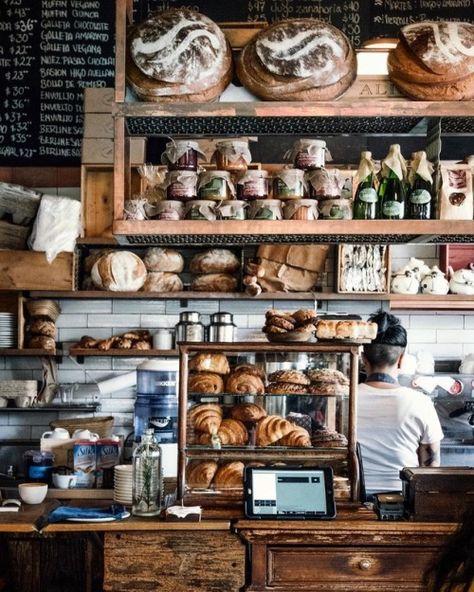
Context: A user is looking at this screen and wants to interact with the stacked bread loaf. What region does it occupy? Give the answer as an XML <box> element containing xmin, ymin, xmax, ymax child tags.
<box><xmin>262</xmin><ymin>308</ymin><xmax>318</xmax><ymax>340</ymax></box>
<box><xmin>189</xmin><ymin>249</ymin><xmax>240</xmax><ymax>293</ymax></box>
<box><xmin>388</xmin><ymin>21</ymin><xmax>474</xmax><ymax>101</ymax></box>
<box><xmin>25</xmin><ymin>300</ymin><xmax>60</xmax><ymax>351</ymax></box>
<box><xmin>142</xmin><ymin>248</ymin><xmax>184</xmax><ymax>292</ymax></box>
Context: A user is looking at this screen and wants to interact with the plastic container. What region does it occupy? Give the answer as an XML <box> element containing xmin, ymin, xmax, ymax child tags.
<box><xmin>134</xmin><ymin>396</ymin><xmax>179</xmax><ymax>443</ymax></box>
<box><xmin>23</xmin><ymin>450</ymin><xmax>54</xmax><ymax>484</ymax></box>
<box><xmin>136</xmin><ymin>360</ymin><xmax>179</xmax><ymax>396</ymax></box>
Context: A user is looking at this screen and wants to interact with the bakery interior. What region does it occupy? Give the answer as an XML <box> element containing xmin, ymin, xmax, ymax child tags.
<box><xmin>0</xmin><ymin>0</ymin><xmax>474</xmax><ymax>590</ymax></box>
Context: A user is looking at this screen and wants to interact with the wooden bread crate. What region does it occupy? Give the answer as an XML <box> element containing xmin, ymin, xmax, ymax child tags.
<box><xmin>0</xmin><ymin>220</ymin><xmax>30</xmax><ymax>250</ymax></box>
<box><xmin>0</xmin><ymin>251</ymin><xmax>76</xmax><ymax>291</ymax></box>
<box><xmin>336</xmin><ymin>244</ymin><xmax>391</xmax><ymax>294</ymax></box>
<box><xmin>439</xmin><ymin>245</ymin><xmax>474</xmax><ymax>274</ymax></box>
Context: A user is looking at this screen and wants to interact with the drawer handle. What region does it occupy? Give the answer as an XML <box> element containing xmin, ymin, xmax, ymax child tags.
<box><xmin>359</xmin><ymin>558</ymin><xmax>373</xmax><ymax>571</ymax></box>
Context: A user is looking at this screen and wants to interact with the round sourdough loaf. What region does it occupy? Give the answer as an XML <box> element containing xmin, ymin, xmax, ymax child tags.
<box><xmin>237</xmin><ymin>19</ymin><xmax>356</xmax><ymax>101</ymax></box>
<box><xmin>91</xmin><ymin>251</ymin><xmax>147</xmax><ymax>292</ymax></box>
<box><xmin>127</xmin><ymin>8</ymin><xmax>233</xmax><ymax>102</ymax></box>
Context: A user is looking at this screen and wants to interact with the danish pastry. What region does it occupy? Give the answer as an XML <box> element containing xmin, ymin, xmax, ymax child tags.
<box><xmin>188</xmin><ymin>372</ymin><xmax>224</xmax><ymax>395</ymax></box>
<box><xmin>266</xmin><ymin>382</ymin><xmax>308</xmax><ymax>395</ymax></box>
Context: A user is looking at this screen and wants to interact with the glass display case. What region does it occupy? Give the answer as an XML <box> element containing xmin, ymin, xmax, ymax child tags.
<box><xmin>177</xmin><ymin>342</ymin><xmax>361</xmax><ymax>507</ymax></box>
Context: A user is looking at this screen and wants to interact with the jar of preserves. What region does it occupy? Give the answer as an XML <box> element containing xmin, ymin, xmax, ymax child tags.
<box><xmin>198</xmin><ymin>171</ymin><xmax>235</xmax><ymax>200</ymax></box>
<box><xmin>213</xmin><ymin>139</ymin><xmax>252</xmax><ymax>172</ymax></box>
<box><xmin>319</xmin><ymin>199</ymin><xmax>353</xmax><ymax>220</ymax></box>
<box><xmin>306</xmin><ymin>168</ymin><xmax>345</xmax><ymax>200</ymax></box>
<box><xmin>283</xmin><ymin>199</ymin><xmax>319</xmax><ymax>220</ymax></box>
<box><xmin>236</xmin><ymin>170</ymin><xmax>269</xmax><ymax>200</ymax></box>
<box><xmin>155</xmin><ymin>200</ymin><xmax>185</xmax><ymax>221</ymax></box>
<box><xmin>161</xmin><ymin>140</ymin><xmax>204</xmax><ymax>171</ymax></box>
<box><xmin>217</xmin><ymin>200</ymin><xmax>247</xmax><ymax>220</ymax></box>
<box><xmin>184</xmin><ymin>200</ymin><xmax>217</xmax><ymax>221</ymax></box>
<box><xmin>273</xmin><ymin>168</ymin><xmax>307</xmax><ymax>200</ymax></box>
<box><xmin>165</xmin><ymin>170</ymin><xmax>198</xmax><ymax>201</ymax></box>
<box><xmin>249</xmin><ymin>199</ymin><xmax>283</xmax><ymax>220</ymax></box>
<box><xmin>290</xmin><ymin>139</ymin><xmax>327</xmax><ymax>170</ymax></box>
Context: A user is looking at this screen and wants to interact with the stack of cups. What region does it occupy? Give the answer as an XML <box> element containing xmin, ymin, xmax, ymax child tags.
<box><xmin>114</xmin><ymin>464</ymin><xmax>133</xmax><ymax>506</ymax></box>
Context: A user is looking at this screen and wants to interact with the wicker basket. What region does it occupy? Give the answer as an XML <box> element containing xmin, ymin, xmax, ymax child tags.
<box><xmin>49</xmin><ymin>416</ymin><xmax>114</xmax><ymax>438</ymax></box>
<box><xmin>26</xmin><ymin>299</ymin><xmax>61</xmax><ymax>322</ymax></box>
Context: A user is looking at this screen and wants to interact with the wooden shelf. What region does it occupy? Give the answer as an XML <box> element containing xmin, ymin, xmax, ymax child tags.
<box><xmin>0</xmin><ymin>404</ymin><xmax>100</xmax><ymax>412</ymax></box>
<box><xmin>389</xmin><ymin>294</ymin><xmax>474</xmax><ymax>310</ymax></box>
<box><xmin>69</xmin><ymin>347</ymin><xmax>177</xmax><ymax>358</ymax></box>
<box><xmin>0</xmin><ymin>348</ymin><xmax>56</xmax><ymax>356</ymax></box>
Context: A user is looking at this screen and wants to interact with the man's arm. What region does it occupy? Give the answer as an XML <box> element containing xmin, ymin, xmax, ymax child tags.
<box><xmin>418</xmin><ymin>442</ymin><xmax>441</xmax><ymax>467</ymax></box>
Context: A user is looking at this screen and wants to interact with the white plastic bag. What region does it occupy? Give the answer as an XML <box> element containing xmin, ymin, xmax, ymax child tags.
<box><xmin>29</xmin><ymin>194</ymin><xmax>81</xmax><ymax>262</ymax></box>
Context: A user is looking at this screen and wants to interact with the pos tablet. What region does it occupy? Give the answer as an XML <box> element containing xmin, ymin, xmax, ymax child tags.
<box><xmin>244</xmin><ymin>466</ymin><xmax>336</xmax><ymax>520</ymax></box>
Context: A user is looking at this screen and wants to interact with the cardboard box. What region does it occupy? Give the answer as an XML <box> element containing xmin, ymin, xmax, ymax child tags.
<box><xmin>81</xmin><ymin>137</ymin><xmax>146</xmax><ymax>165</ymax></box>
<box><xmin>83</xmin><ymin>88</ymin><xmax>114</xmax><ymax>113</ymax></box>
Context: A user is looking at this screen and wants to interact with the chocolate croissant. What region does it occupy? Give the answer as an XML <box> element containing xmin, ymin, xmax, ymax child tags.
<box><xmin>186</xmin><ymin>461</ymin><xmax>218</xmax><ymax>489</ymax></box>
<box><xmin>212</xmin><ymin>461</ymin><xmax>245</xmax><ymax>489</ymax></box>
<box><xmin>198</xmin><ymin>419</ymin><xmax>248</xmax><ymax>446</ymax></box>
<box><xmin>187</xmin><ymin>403</ymin><xmax>223</xmax><ymax>434</ymax></box>
<box><xmin>256</xmin><ymin>415</ymin><xmax>294</xmax><ymax>447</ymax></box>
<box><xmin>279</xmin><ymin>426</ymin><xmax>311</xmax><ymax>448</ymax></box>
<box><xmin>188</xmin><ymin>372</ymin><xmax>224</xmax><ymax>394</ymax></box>
<box><xmin>230</xmin><ymin>403</ymin><xmax>267</xmax><ymax>423</ymax></box>
<box><xmin>225</xmin><ymin>371</ymin><xmax>265</xmax><ymax>395</ymax></box>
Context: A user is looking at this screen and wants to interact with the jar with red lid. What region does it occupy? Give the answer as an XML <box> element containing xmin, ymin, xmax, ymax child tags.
<box><xmin>164</xmin><ymin>170</ymin><xmax>198</xmax><ymax>201</ymax></box>
<box><xmin>161</xmin><ymin>140</ymin><xmax>204</xmax><ymax>171</ymax></box>
<box><xmin>289</xmin><ymin>139</ymin><xmax>327</xmax><ymax>171</ymax></box>
<box><xmin>236</xmin><ymin>170</ymin><xmax>269</xmax><ymax>200</ymax></box>
<box><xmin>272</xmin><ymin>168</ymin><xmax>307</xmax><ymax>200</ymax></box>
<box><xmin>212</xmin><ymin>140</ymin><xmax>252</xmax><ymax>172</ymax></box>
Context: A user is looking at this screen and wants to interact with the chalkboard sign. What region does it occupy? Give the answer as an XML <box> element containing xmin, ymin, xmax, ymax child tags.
<box><xmin>0</xmin><ymin>0</ymin><xmax>115</xmax><ymax>166</ymax></box>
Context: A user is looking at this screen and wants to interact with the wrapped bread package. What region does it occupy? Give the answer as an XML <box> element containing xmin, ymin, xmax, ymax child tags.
<box><xmin>439</xmin><ymin>165</ymin><xmax>473</xmax><ymax>220</ymax></box>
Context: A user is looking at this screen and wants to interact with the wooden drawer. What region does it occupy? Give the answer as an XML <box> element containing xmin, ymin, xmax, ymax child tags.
<box><xmin>266</xmin><ymin>546</ymin><xmax>433</xmax><ymax>591</ymax></box>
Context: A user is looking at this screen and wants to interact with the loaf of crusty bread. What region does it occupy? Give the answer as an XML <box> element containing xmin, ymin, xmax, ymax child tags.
<box><xmin>191</xmin><ymin>273</ymin><xmax>238</xmax><ymax>293</ymax></box>
<box><xmin>237</xmin><ymin>19</ymin><xmax>356</xmax><ymax>101</ymax></box>
<box><xmin>143</xmin><ymin>248</ymin><xmax>184</xmax><ymax>273</ymax></box>
<box><xmin>91</xmin><ymin>251</ymin><xmax>147</xmax><ymax>292</ymax></box>
<box><xmin>190</xmin><ymin>249</ymin><xmax>240</xmax><ymax>274</ymax></box>
<box><xmin>143</xmin><ymin>272</ymin><xmax>183</xmax><ymax>293</ymax></box>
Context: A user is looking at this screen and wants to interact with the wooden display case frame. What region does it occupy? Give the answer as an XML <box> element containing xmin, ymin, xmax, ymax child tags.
<box><xmin>177</xmin><ymin>342</ymin><xmax>361</xmax><ymax>508</ymax></box>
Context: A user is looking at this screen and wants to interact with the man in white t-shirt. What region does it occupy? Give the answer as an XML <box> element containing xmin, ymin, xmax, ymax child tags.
<box><xmin>358</xmin><ymin>311</ymin><xmax>444</xmax><ymax>496</ymax></box>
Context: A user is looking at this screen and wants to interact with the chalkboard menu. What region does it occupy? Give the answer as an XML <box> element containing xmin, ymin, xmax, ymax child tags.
<box><xmin>0</xmin><ymin>0</ymin><xmax>114</xmax><ymax>166</ymax></box>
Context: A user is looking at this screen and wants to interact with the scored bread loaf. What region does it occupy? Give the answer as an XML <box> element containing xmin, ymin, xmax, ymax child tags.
<box><xmin>191</xmin><ymin>273</ymin><xmax>238</xmax><ymax>293</ymax></box>
<box><xmin>237</xmin><ymin>19</ymin><xmax>356</xmax><ymax>101</ymax></box>
<box><xmin>188</xmin><ymin>372</ymin><xmax>225</xmax><ymax>395</ymax></box>
<box><xmin>143</xmin><ymin>248</ymin><xmax>184</xmax><ymax>273</ymax></box>
<box><xmin>187</xmin><ymin>403</ymin><xmax>223</xmax><ymax>433</ymax></box>
<box><xmin>91</xmin><ymin>251</ymin><xmax>147</xmax><ymax>292</ymax></box>
<box><xmin>256</xmin><ymin>415</ymin><xmax>294</xmax><ymax>447</ymax></box>
<box><xmin>189</xmin><ymin>353</ymin><xmax>230</xmax><ymax>375</ymax></box>
<box><xmin>212</xmin><ymin>461</ymin><xmax>245</xmax><ymax>489</ymax></box>
<box><xmin>143</xmin><ymin>272</ymin><xmax>183</xmax><ymax>292</ymax></box>
<box><xmin>189</xmin><ymin>249</ymin><xmax>240</xmax><ymax>273</ymax></box>
<box><xmin>29</xmin><ymin>319</ymin><xmax>56</xmax><ymax>338</ymax></box>
<box><xmin>186</xmin><ymin>461</ymin><xmax>218</xmax><ymax>488</ymax></box>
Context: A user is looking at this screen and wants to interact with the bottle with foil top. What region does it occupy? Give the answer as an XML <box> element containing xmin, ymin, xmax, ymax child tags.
<box><xmin>272</xmin><ymin>168</ymin><xmax>307</xmax><ymax>200</ymax></box>
<box><xmin>353</xmin><ymin>151</ymin><xmax>378</xmax><ymax>220</ymax></box>
<box><xmin>212</xmin><ymin>139</ymin><xmax>252</xmax><ymax>172</ymax></box>
<box><xmin>132</xmin><ymin>428</ymin><xmax>162</xmax><ymax>517</ymax></box>
<box><xmin>164</xmin><ymin>170</ymin><xmax>198</xmax><ymax>201</ymax></box>
<box><xmin>236</xmin><ymin>169</ymin><xmax>269</xmax><ymax>200</ymax></box>
<box><xmin>407</xmin><ymin>151</ymin><xmax>434</xmax><ymax>220</ymax></box>
<box><xmin>161</xmin><ymin>140</ymin><xmax>205</xmax><ymax>171</ymax></box>
<box><xmin>289</xmin><ymin>139</ymin><xmax>329</xmax><ymax>171</ymax></box>
<box><xmin>378</xmin><ymin>144</ymin><xmax>407</xmax><ymax>220</ymax></box>
<box><xmin>198</xmin><ymin>170</ymin><xmax>236</xmax><ymax>200</ymax></box>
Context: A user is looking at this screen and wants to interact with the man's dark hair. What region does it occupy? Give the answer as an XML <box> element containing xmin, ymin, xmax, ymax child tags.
<box><xmin>363</xmin><ymin>311</ymin><xmax>407</xmax><ymax>368</ymax></box>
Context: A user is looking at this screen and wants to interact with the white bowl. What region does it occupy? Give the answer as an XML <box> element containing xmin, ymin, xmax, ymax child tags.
<box><xmin>18</xmin><ymin>482</ymin><xmax>48</xmax><ymax>504</ymax></box>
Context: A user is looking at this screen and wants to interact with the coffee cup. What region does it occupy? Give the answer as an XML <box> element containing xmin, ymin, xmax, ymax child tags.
<box><xmin>41</xmin><ymin>427</ymin><xmax>70</xmax><ymax>440</ymax></box>
<box><xmin>18</xmin><ymin>483</ymin><xmax>48</xmax><ymax>504</ymax></box>
<box><xmin>72</xmin><ymin>429</ymin><xmax>99</xmax><ymax>441</ymax></box>
<box><xmin>52</xmin><ymin>474</ymin><xmax>77</xmax><ymax>489</ymax></box>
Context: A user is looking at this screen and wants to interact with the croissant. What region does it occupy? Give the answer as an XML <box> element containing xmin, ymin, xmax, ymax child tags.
<box><xmin>256</xmin><ymin>415</ymin><xmax>294</xmax><ymax>447</ymax></box>
<box><xmin>188</xmin><ymin>372</ymin><xmax>224</xmax><ymax>394</ymax></box>
<box><xmin>279</xmin><ymin>426</ymin><xmax>311</xmax><ymax>448</ymax></box>
<box><xmin>187</xmin><ymin>403</ymin><xmax>223</xmax><ymax>434</ymax></box>
<box><xmin>189</xmin><ymin>353</ymin><xmax>230</xmax><ymax>375</ymax></box>
<box><xmin>230</xmin><ymin>403</ymin><xmax>267</xmax><ymax>423</ymax></box>
<box><xmin>197</xmin><ymin>419</ymin><xmax>248</xmax><ymax>446</ymax></box>
<box><xmin>233</xmin><ymin>363</ymin><xmax>266</xmax><ymax>381</ymax></box>
<box><xmin>77</xmin><ymin>335</ymin><xmax>99</xmax><ymax>349</ymax></box>
<box><xmin>225</xmin><ymin>371</ymin><xmax>265</xmax><ymax>395</ymax></box>
<box><xmin>186</xmin><ymin>461</ymin><xmax>218</xmax><ymax>489</ymax></box>
<box><xmin>212</xmin><ymin>461</ymin><xmax>245</xmax><ymax>489</ymax></box>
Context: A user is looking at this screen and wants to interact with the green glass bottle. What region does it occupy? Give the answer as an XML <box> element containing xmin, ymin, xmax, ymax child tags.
<box><xmin>353</xmin><ymin>151</ymin><xmax>378</xmax><ymax>220</ymax></box>
<box><xmin>378</xmin><ymin>144</ymin><xmax>407</xmax><ymax>220</ymax></box>
<box><xmin>407</xmin><ymin>151</ymin><xmax>434</xmax><ymax>220</ymax></box>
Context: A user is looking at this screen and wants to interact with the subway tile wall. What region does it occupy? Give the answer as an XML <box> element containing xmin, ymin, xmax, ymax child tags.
<box><xmin>1</xmin><ymin>244</ymin><xmax>472</xmax><ymax>445</ymax></box>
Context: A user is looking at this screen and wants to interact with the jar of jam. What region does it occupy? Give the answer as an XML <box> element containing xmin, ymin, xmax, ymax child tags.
<box><xmin>213</xmin><ymin>139</ymin><xmax>252</xmax><ymax>172</ymax></box>
<box><xmin>184</xmin><ymin>200</ymin><xmax>217</xmax><ymax>220</ymax></box>
<box><xmin>273</xmin><ymin>169</ymin><xmax>307</xmax><ymax>200</ymax></box>
<box><xmin>161</xmin><ymin>140</ymin><xmax>204</xmax><ymax>171</ymax></box>
<box><xmin>283</xmin><ymin>199</ymin><xmax>319</xmax><ymax>220</ymax></box>
<box><xmin>198</xmin><ymin>171</ymin><xmax>235</xmax><ymax>200</ymax></box>
<box><xmin>249</xmin><ymin>199</ymin><xmax>283</xmax><ymax>220</ymax></box>
<box><xmin>319</xmin><ymin>199</ymin><xmax>353</xmax><ymax>220</ymax></box>
<box><xmin>165</xmin><ymin>170</ymin><xmax>198</xmax><ymax>201</ymax></box>
<box><xmin>155</xmin><ymin>200</ymin><xmax>184</xmax><ymax>220</ymax></box>
<box><xmin>306</xmin><ymin>168</ymin><xmax>344</xmax><ymax>200</ymax></box>
<box><xmin>290</xmin><ymin>139</ymin><xmax>327</xmax><ymax>171</ymax></box>
<box><xmin>217</xmin><ymin>200</ymin><xmax>247</xmax><ymax>220</ymax></box>
<box><xmin>236</xmin><ymin>170</ymin><xmax>269</xmax><ymax>200</ymax></box>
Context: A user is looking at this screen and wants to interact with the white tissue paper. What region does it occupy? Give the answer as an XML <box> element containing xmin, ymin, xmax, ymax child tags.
<box><xmin>459</xmin><ymin>353</ymin><xmax>474</xmax><ymax>374</ymax></box>
<box><xmin>29</xmin><ymin>194</ymin><xmax>81</xmax><ymax>262</ymax></box>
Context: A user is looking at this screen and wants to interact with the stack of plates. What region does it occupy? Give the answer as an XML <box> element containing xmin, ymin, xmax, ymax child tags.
<box><xmin>0</xmin><ymin>313</ymin><xmax>17</xmax><ymax>348</ymax></box>
<box><xmin>114</xmin><ymin>464</ymin><xmax>133</xmax><ymax>506</ymax></box>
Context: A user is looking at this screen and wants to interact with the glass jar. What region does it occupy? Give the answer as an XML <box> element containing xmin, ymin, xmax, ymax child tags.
<box><xmin>306</xmin><ymin>168</ymin><xmax>344</xmax><ymax>200</ymax></box>
<box><xmin>319</xmin><ymin>199</ymin><xmax>353</xmax><ymax>220</ymax></box>
<box><xmin>161</xmin><ymin>140</ymin><xmax>203</xmax><ymax>171</ymax></box>
<box><xmin>24</xmin><ymin>450</ymin><xmax>55</xmax><ymax>484</ymax></box>
<box><xmin>283</xmin><ymin>199</ymin><xmax>319</xmax><ymax>220</ymax></box>
<box><xmin>175</xmin><ymin>312</ymin><xmax>205</xmax><ymax>342</ymax></box>
<box><xmin>198</xmin><ymin>171</ymin><xmax>235</xmax><ymax>200</ymax></box>
<box><xmin>213</xmin><ymin>139</ymin><xmax>252</xmax><ymax>172</ymax></box>
<box><xmin>273</xmin><ymin>169</ymin><xmax>306</xmax><ymax>200</ymax></box>
<box><xmin>236</xmin><ymin>170</ymin><xmax>269</xmax><ymax>200</ymax></box>
<box><xmin>132</xmin><ymin>428</ymin><xmax>162</xmax><ymax>517</ymax></box>
<box><xmin>165</xmin><ymin>170</ymin><xmax>198</xmax><ymax>201</ymax></box>
<box><xmin>217</xmin><ymin>200</ymin><xmax>247</xmax><ymax>220</ymax></box>
<box><xmin>184</xmin><ymin>200</ymin><xmax>217</xmax><ymax>221</ymax></box>
<box><xmin>291</xmin><ymin>139</ymin><xmax>327</xmax><ymax>170</ymax></box>
<box><xmin>155</xmin><ymin>200</ymin><xmax>184</xmax><ymax>221</ymax></box>
<box><xmin>249</xmin><ymin>199</ymin><xmax>283</xmax><ymax>220</ymax></box>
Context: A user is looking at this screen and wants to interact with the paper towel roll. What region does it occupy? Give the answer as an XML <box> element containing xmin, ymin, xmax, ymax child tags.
<box><xmin>97</xmin><ymin>371</ymin><xmax>136</xmax><ymax>395</ymax></box>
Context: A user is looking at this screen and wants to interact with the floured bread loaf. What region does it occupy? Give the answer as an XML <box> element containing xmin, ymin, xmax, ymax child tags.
<box><xmin>91</xmin><ymin>251</ymin><xmax>147</xmax><ymax>292</ymax></box>
<box><xmin>388</xmin><ymin>21</ymin><xmax>474</xmax><ymax>100</ymax></box>
<box><xmin>127</xmin><ymin>9</ymin><xmax>233</xmax><ymax>102</ymax></box>
<box><xmin>237</xmin><ymin>19</ymin><xmax>356</xmax><ymax>100</ymax></box>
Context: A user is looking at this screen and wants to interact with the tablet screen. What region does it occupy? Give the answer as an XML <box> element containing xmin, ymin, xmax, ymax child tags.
<box><xmin>244</xmin><ymin>466</ymin><xmax>336</xmax><ymax>520</ymax></box>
